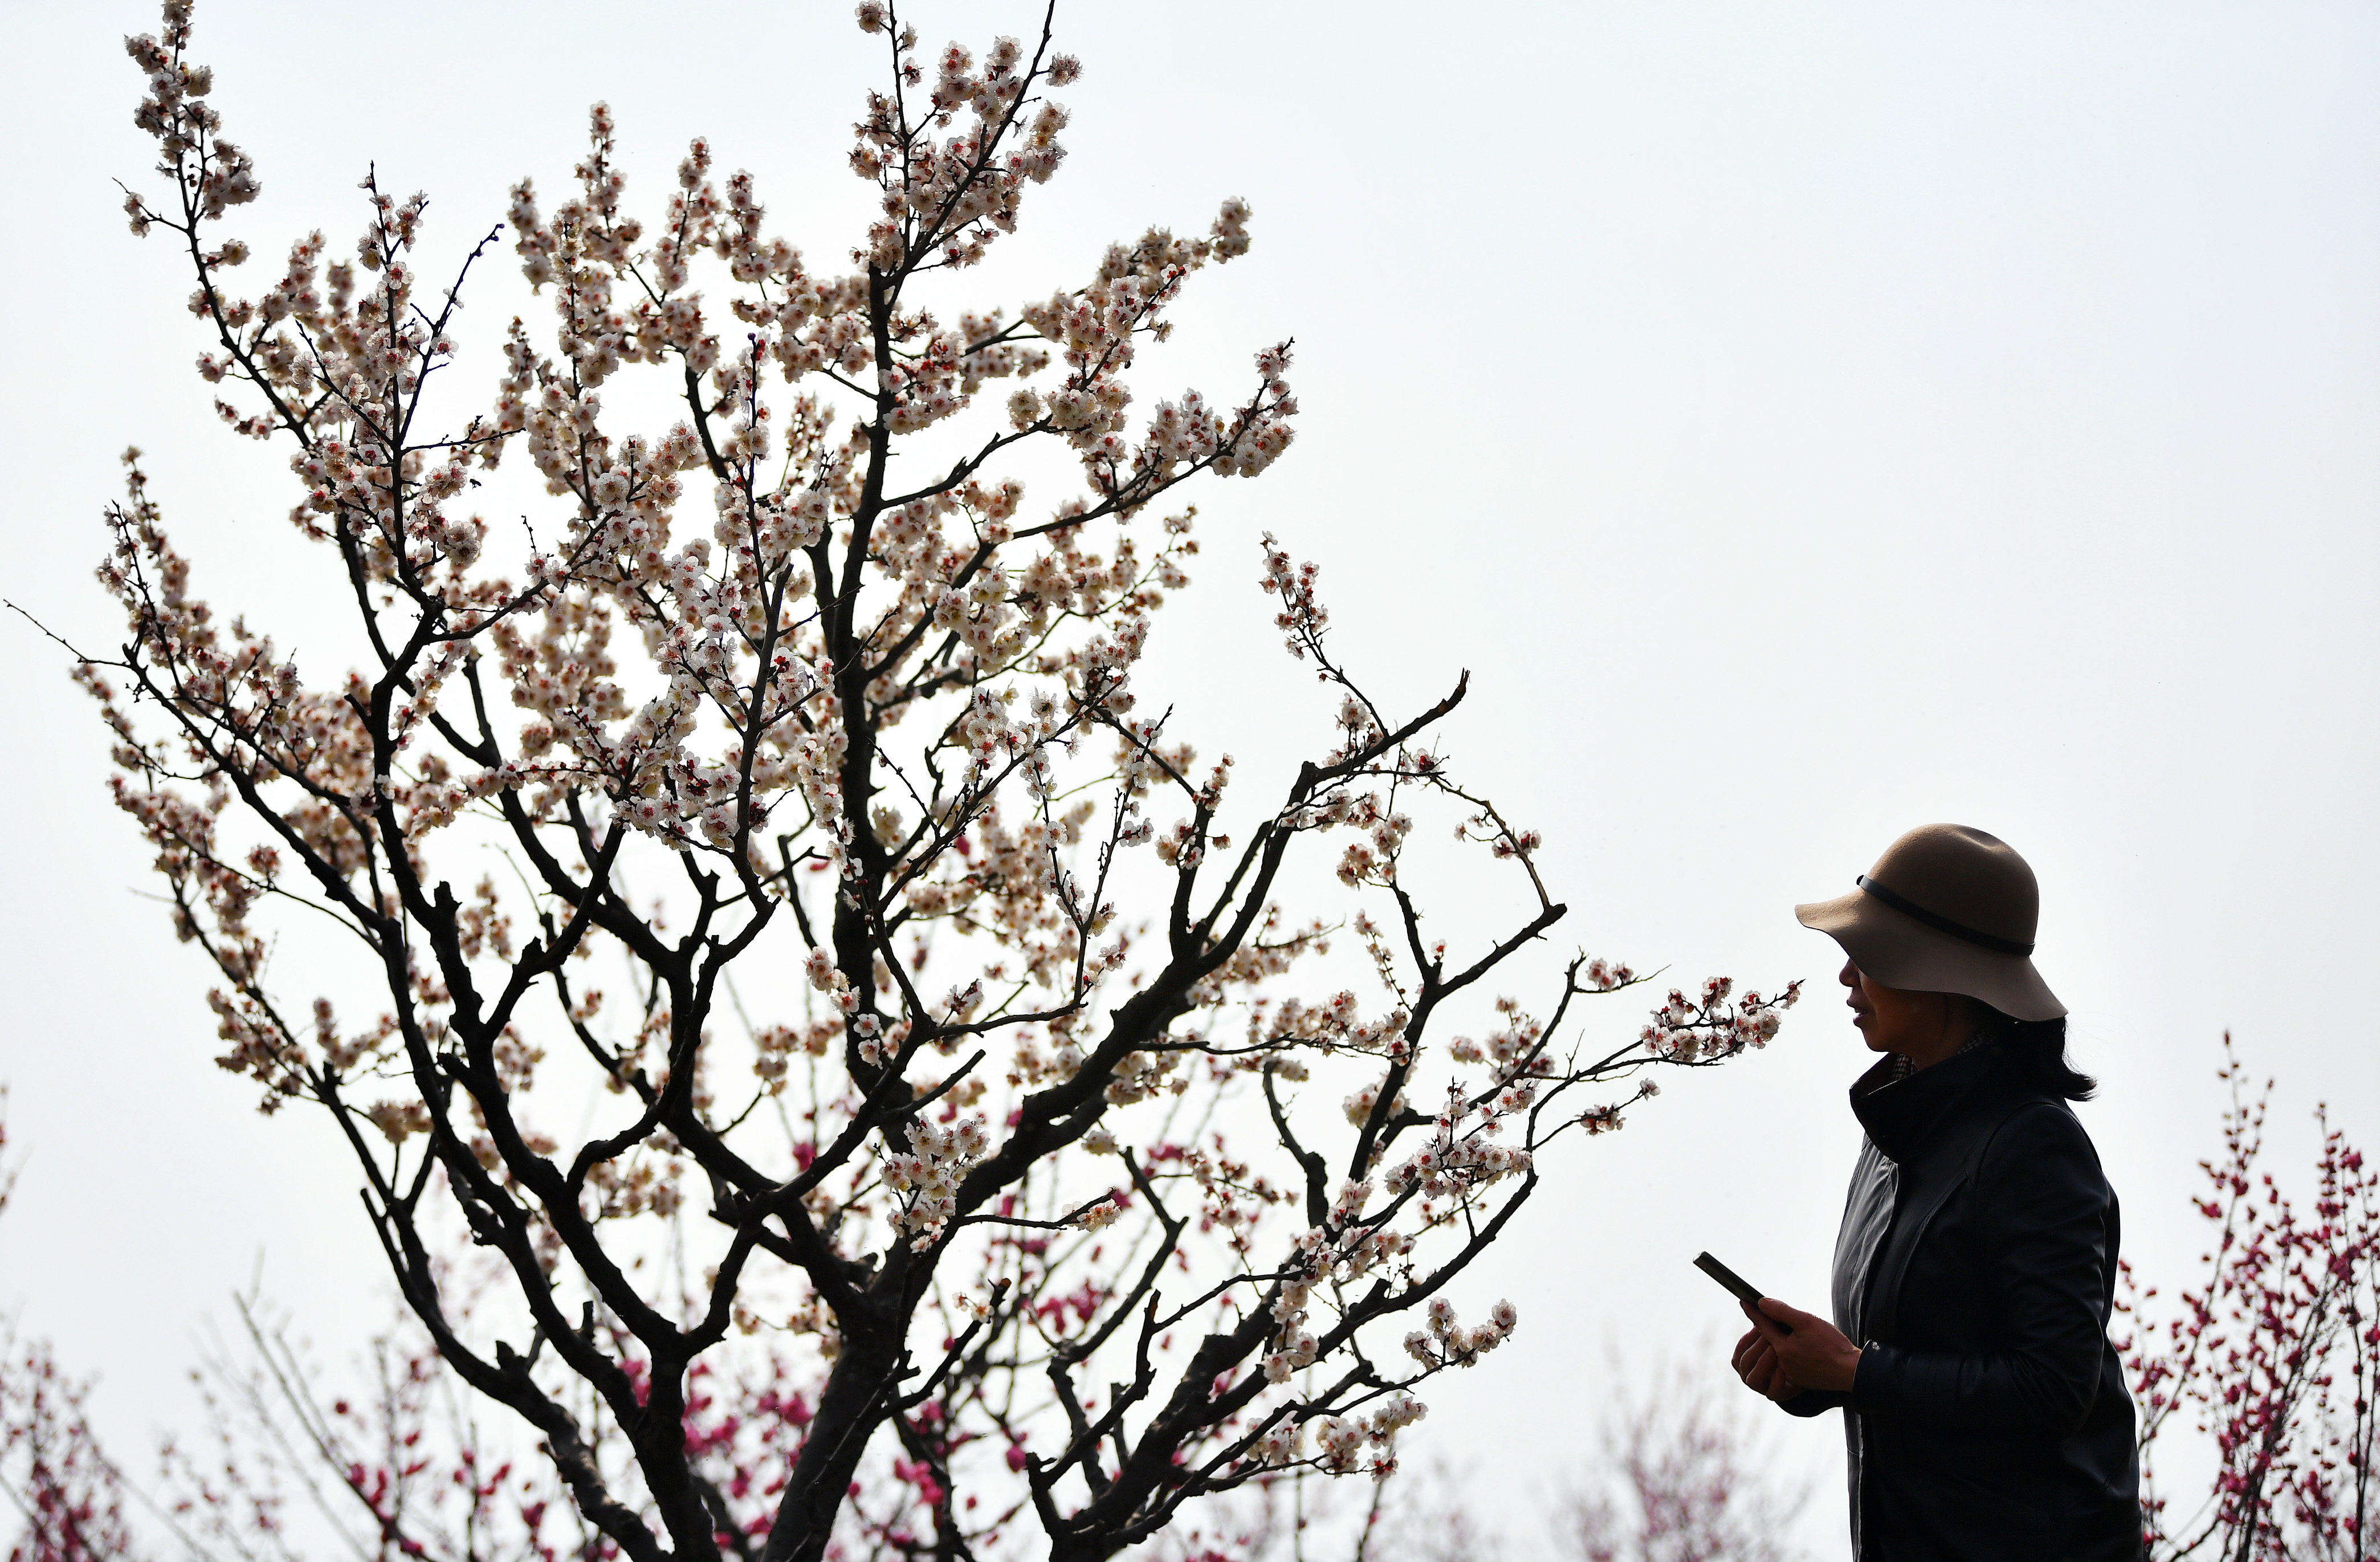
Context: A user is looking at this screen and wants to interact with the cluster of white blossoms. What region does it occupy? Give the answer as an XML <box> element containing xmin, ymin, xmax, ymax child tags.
<box><xmin>1274</xmin><ymin>1189</ymin><xmax>1417</xmax><ymax>1308</ymax></box>
<box><xmin>750</xmin><ymin>1019</ymin><xmax>839</xmax><ymax>1091</ymax></box>
<box><xmin>1381</xmin><ymin>1080</ymin><xmax>1533</xmax><ymax>1208</ymax></box>
<box><xmin>1256</xmin><ymin>532</ymin><xmax>1328</xmax><ymax>658</ymax></box>
<box><xmin>1316</xmin><ymin>1393</ymin><xmax>1430</xmax><ymax>1479</ymax></box>
<box><xmin>1261</xmin><ymin>1323</ymin><xmax>1319</xmax><ymax>1386</ymax></box>
<box><xmin>883</xmin><ymin>1115</ymin><xmax>992</xmax><ymax>1248</ymax></box>
<box><xmin>125</xmin><ymin>11</ymin><xmax>249</xmax><ymax>225</ymax></box>
<box><xmin>1248</xmin><ymin>1390</ymin><xmax>1427</xmax><ymax>1481</ymax></box>
<box><xmin>1402</xmin><ymin>1298</ymin><xmax>1518</xmax><ymax>1372</ymax></box>
<box><xmin>1258</xmin><ymin>988</ymin><xmax>1409</xmax><ymax>1058</ymax></box>
<box><xmin>1640</xmin><ymin>976</ymin><xmax>1799</xmax><ymax>1064</ymax></box>
<box><xmin>582</xmin><ymin>1134</ymin><xmax>689</xmax><ymax>1220</ymax></box>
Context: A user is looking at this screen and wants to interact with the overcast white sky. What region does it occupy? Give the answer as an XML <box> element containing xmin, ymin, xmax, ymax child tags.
<box><xmin>2</xmin><ymin>1</ymin><xmax>2377</xmax><ymax>1556</ymax></box>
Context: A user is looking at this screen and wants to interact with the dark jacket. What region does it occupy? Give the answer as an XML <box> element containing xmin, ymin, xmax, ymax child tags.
<box><xmin>1782</xmin><ymin>1041</ymin><xmax>2142</xmax><ymax>1561</ymax></box>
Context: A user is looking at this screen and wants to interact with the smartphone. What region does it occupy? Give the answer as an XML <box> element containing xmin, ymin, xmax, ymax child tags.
<box><xmin>1694</xmin><ymin>1251</ymin><xmax>1792</xmax><ymax>1333</ymax></box>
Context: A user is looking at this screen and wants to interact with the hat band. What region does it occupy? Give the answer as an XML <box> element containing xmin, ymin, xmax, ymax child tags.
<box><xmin>1855</xmin><ymin>875</ymin><xmax>2036</xmax><ymax>958</ymax></box>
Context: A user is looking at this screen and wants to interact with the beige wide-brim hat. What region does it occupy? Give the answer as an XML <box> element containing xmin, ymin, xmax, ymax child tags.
<box><xmin>1795</xmin><ymin>823</ymin><xmax>2066</xmax><ymax>1022</ymax></box>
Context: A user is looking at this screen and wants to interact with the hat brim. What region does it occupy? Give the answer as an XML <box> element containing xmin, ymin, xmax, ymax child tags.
<box><xmin>1795</xmin><ymin>889</ymin><xmax>2067</xmax><ymax>1022</ymax></box>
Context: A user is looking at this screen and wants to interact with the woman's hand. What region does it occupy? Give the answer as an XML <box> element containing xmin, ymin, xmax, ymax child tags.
<box><xmin>1731</xmin><ymin>1323</ymin><xmax>1802</xmax><ymax>1401</ymax></box>
<box><xmin>1740</xmin><ymin>1297</ymin><xmax>1864</xmax><ymax>1394</ymax></box>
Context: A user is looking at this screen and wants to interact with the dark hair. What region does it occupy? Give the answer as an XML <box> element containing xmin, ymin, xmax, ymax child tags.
<box><xmin>1987</xmin><ymin>1012</ymin><xmax>2095</xmax><ymax>1101</ymax></box>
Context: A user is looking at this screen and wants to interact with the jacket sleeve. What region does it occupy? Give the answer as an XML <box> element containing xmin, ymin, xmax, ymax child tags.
<box><xmin>1849</xmin><ymin>1102</ymin><xmax>2112</xmax><ymax>1437</ymax></box>
<box><xmin>1776</xmin><ymin>1388</ymin><xmax>1851</xmax><ymax>1417</ymax></box>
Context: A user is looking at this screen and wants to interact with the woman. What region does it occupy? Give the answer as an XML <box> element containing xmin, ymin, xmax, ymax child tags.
<box><xmin>1730</xmin><ymin>823</ymin><xmax>2141</xmax><ymax>1560</ymax></box>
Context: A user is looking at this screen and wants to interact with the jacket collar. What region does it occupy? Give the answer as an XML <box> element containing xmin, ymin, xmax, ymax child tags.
<box><xmin>1851</xmin><ymin>1029</ymin><xmax>2010</xmax><ymax>1165</ymax></box>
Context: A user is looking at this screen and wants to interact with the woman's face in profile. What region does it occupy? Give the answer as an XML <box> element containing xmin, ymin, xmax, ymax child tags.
<box><xmin>1840</xmin><ymin>957</ymin><xmax>1953</xmax><ymax>1055</ymax></box>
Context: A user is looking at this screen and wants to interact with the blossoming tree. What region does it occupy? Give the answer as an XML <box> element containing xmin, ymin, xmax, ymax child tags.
<box><xmin>2121</xmin><ymin>1039</ymin><xmax>2380</xmax><ymax>1562</ymax></box>
<box><xmin>68</xmin><ymin>3</ymin><xmax>1798</xmax><ymax>1558</ymax></box>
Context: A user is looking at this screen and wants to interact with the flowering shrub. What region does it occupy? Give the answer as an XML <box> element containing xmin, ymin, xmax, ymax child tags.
<box><xmin>160</xmin><ymin>1295</ymin><xmax>817</xmax><ymax>1562</ymax></box>
<box><xmin>1550</xmin><ymin>1360</ymin><xmax>1808</xmax><ymax>1562</ymax></box>
<box><xmin>2122</xmin><ymin>1037</ymin><xmax>2380</xmax><ymax>1561</ymax></box>
<box><xmin>0</xmin><ymin>1098</ymin><xmax>138</xmax><ymax>1562</ymax></box>
<box><xmin>0</xmin><ymin>1279</ymin><xmax>1810</xmax><ymax>1562</ymax></box>
<box><xmin>0</xmin><ymin>1336</ymin><xmax>134</xmax><ymax>1562</ymax></box>
<box><xmin>64</xmin><ymin>3</ymin><xmax>1799</xmax><ymax>1558</ymax></box>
